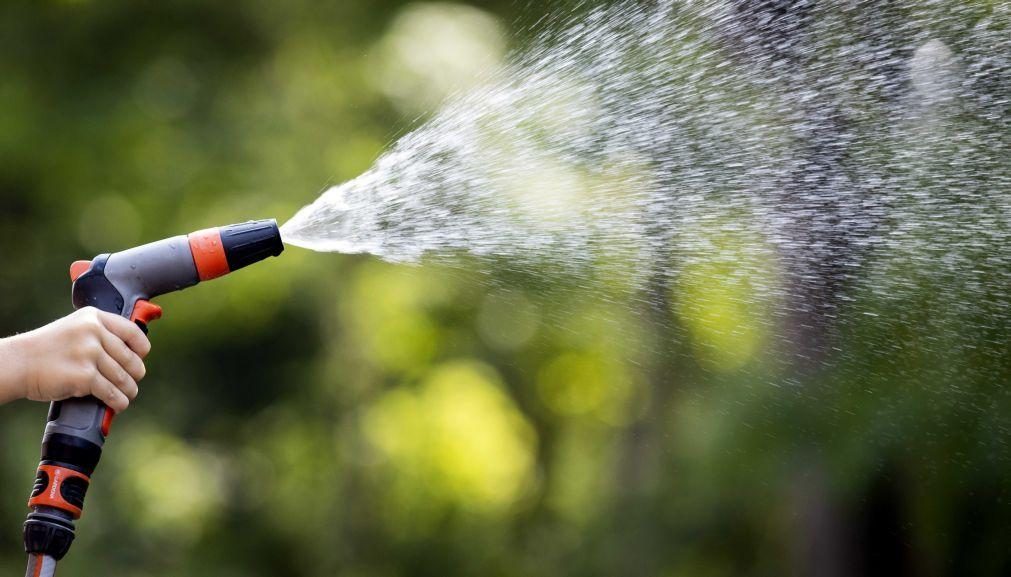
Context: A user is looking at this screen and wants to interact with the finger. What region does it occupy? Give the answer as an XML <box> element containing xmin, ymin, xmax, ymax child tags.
<box><xmin>98</xmin><ymin>328</ymin><xmax>146</xmax><ymax>382</ymax></box>
<box><xmin>97</xmin><ymin>354</ymin><xmax>139</xmax><ymax>403</ymax></box>
<box><xmin>97</xmin><ymin>310</ymin><xmax>152</xmax><ymax>358</ymax></box>
<box><xmin>92</xmin><ymin>370</ymin><xmax>130</xmax><ymax>413</ymax></box>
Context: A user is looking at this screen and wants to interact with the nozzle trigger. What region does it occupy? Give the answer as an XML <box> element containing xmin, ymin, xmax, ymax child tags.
<box><xmin>130</xmin><ymin>300</ymin><xmax>163</xmax><ymax>333</ymax></box>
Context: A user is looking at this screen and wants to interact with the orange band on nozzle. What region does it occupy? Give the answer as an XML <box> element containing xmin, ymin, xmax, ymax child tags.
<box><xmin>188</xmin><ymin>228</ymin><xmax>231</xmax><ymax>281</ymax></box>
<box><xmin>28</xmin><ymin>464</ymin><xmax>90</xmax><ymax>519</ymax></box>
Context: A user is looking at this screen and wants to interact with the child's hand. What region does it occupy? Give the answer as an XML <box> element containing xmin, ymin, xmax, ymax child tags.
<box><xmin>0</xmin><ymin>308</ymin><xmax>151</xmax><ymax>411</ymax></box>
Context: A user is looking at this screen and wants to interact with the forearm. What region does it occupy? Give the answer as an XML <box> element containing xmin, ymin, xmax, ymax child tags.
<box><xmin>0</xmin><ymin>335</ymin><xmax>29</xmax><ymax>404</ymax></box>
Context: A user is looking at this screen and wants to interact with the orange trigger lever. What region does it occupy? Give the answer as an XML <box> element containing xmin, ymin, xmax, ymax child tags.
<box><xmin>130</xmin><ymin>300</ymin><xmax>163</xmax><ymax>326</ymax></box>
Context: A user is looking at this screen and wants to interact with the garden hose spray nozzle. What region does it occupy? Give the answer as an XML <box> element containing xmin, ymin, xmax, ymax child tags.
<box><xmin>23</xmin><ymin>220</ymin><xmax>284</xmax><ymax>577</ymax></box>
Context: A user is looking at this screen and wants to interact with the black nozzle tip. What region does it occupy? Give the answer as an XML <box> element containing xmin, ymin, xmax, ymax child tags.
<box><xmin>220</xmin><ymin>219</ymin><xmax>284</xmax><ymax>272</ymax></box>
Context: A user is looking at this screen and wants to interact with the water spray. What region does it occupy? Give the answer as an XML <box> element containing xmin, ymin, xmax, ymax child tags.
<box><xmin>22</xmin><ymin>220</ymin><xmax>284</xmax><ymax>577</ymax></box>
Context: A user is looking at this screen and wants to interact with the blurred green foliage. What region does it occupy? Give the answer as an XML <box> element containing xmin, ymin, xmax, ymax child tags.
<box><xmin>0</xmin><ymin>1</ymin><xmax>1008</xmax><ymax>577</ymax></box>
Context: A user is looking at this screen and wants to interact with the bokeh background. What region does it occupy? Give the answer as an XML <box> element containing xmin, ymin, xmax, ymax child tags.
<box><xmin>1</xmin><ymin>1</ymin><xmax>1008</xmax><ymax>576</ymax></box>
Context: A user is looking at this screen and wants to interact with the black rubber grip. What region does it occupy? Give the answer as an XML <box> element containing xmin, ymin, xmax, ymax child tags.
<box><xmin>30</xmin><ymin>470</ymin><xmax>48</xmax><ymax>499</ymax></box>
<box><xmin>219</xmin><ymin>219</ymin><xmax>284</xmax><ymax>272</ymax></box>
<box><xmin>60</xmin><ymin>477</ymin><xmax>89</xmax><ymax>509</ymax></box>
<box><xmin>41</xmin><ymin>433</ymin><xmax>103</xmax><ymax>476</ymax></box>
